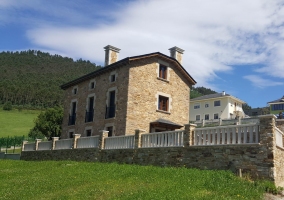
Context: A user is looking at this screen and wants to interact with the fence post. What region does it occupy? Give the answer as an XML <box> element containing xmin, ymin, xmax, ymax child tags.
<box><xmin>258</xmin><ymin>115</ymin><xmax>276</xmax><ymax>179</ymax></box>
<box><xmin>21</xmin><ymin>141</ymin><xmax>28</xmax><ymax>151</ymax></box>
<box><xmin>35</xmin><ymin>139</ymin><xmax>42</xmax><ymax>151</ymax></box>
<box><xmin>134</xmin><ymin>129</ymin><xmax>145</xmax><ymax>149</ymax></box>
<box><xmin>184</xmin><ymin>124</ymin><xmax>197</xmax><ymax>147</ymax></box>
<box><xmin>52</xmin><ymin>137</ymin><xmax>59</xmax><ymax>150</ymax></box>
<box><xmin>98</xmin><ymin>130</ymin><xmax>108</xmax><ymax>150</ymax></box>
<box><xmin>73</xmin><ymin>134</ymin><xmax>81</xmax><ymax>149</ymax></box>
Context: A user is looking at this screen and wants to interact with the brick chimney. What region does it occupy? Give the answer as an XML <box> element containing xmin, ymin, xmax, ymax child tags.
<box><xmin>104</xmin><ymin>45</ymin><xmax>120</xmax><ymax>66</ymax></box>
<box><xmin>169</xmin><ymin>46</ymin><xmax>184</xmax><ymax>64</ymax></box>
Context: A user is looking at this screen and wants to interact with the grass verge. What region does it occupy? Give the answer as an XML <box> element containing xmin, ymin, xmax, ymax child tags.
<box><xmin>0</xmin><ymin>160</ymin><xmax>275</xmax><ymax>200</ymax></box>
<box><xmin>0</xmin><ymin>109</ymin><xmax>40</xmax><ymax>137</ymax></box>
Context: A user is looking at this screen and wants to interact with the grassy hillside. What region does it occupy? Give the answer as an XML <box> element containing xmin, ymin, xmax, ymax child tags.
<box><xmin>0</xmin><ymin>160</ymin><xmax>276</xmax><ymax>200</ymax></box>
<box><xmin>0</xmin><ymin>109</ymin><xmax>40</xmax><ymax>137</ymax></box>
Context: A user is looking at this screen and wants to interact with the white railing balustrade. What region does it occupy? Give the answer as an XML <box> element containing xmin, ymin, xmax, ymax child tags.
<box><xmin>38</xmin><ymin>141</ymin><xmax>52</xmax><ymax>150</ymax></box>
<box><xmin>54</xmin><ymin>139</ymin><xmax>73</xmax><ymax>150</ymax></box>
<box><xmin>275</xmin><ymin>127</ymin><xmax>284</xmax><ymax>147</ymax></box>
<box><xmin>23</xmin><ymin>143</ymin><xmax>35</xmax><ymax>151</ymax></box>
<box><xmin>194</xmin><ymin>124</ymin><xmax>259</xmax><ymax>146</ymax></box>
<box><xmin>104</xmin><ymin>135</ymin><xmax>135</xmax><ymax>149</ymax></box>
<box><xmin>141</xmin><ymin>130</ymin><xmax>184</xmax><ymax>148</ymax></box>
<box><xmin>77</xmin><ymin>136</ymin><xmax>99</xmax><ymax>149</ymax></box>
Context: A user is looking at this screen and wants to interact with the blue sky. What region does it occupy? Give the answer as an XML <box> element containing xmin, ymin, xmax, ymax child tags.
<box><xmin>0</xmin><ymin>0</ymin><xmax>284</xmax><ymax>108</ymax></box>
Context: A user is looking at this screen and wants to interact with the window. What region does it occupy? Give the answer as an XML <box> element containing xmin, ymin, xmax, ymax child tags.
<box><xmin>73</xmin><ymin>88</ymin><xmax>77</xmax><ymax>95</ymax></box>
<box><xmin>214</xmin><ymin>113</ymin><xmax>219</xmax><ymax>119</ymax></box>
<box><xmin>214</xmin><ymin>100</ymin><xmax>221</xmax><ymax>107</ymax></box>
<box><xmin>69</xmin><ymin>132</ymin><xmax>74</xmax><ymax>138</ymax></box>
<box><xmin>68</xmin><ymin>101</ymin><xmax>76</xmax><ymax>125</ymax></box>
<box><xmin>158</xmin><ymin>95</ymin><xmax>169</xmax><ymax>111</ymax></box>
<box><xmin>110</xmin><ymin>74</ymin><xmax>116</xmax><ymax>82</ymax></box>
<box><xmin>194</xmin><ymin>104</ymin><xmax>200</xmax><ymax>109</ymax></box>
<box><xmin>85</xmin><ymin>96</ymin><xmax>94</xmax><ymax>122</ymax></box>
<box><xmin>159</xmin><ymin>65</ymin><xmax>167</xmax><ymax>79</ymax></box>
<box><xmin>105</xmin><ymin>90</ymin><xmax>116</xmax><ymax>118</ymax></box>
<box><xmin>90</xmin><ymin>82</ymin><xmax>95</xmax><ymax>89</ymax></box>
<box><xmin>205</xmin><ymin>103</ymin><xmax>209</xmax><ymax>108</ymax></box>
<box><xmin>86</xmin><ymin>130</ymin><xmax>92</xmax><ymax>137</ymax></box>
<box><xmin>107</xmin><ymin>126</ymin><xmax>113</xmax><ymax>137</ymax></box>
<box><xmin>205</xmin><ymin>114</ymin><xmax>209</xmax><ymax>120</ymax></box>
<box><xmin>196</xmin><ymin>115</ymin><xmax>200</xmax><ymax>121</ymax></box>
<box><xmin>272</xmin><ymin>104</ymin><xmax>284</xmax><ymax>111</ymax></box>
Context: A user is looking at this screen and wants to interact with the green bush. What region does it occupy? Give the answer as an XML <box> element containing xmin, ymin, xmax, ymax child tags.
<box><xmin>3</xmin><ymin>101</ymin><xmax>12</xmax><ymax>111</ymax></box>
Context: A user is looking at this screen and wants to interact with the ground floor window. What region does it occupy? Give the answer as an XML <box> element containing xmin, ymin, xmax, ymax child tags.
<box><xmin>214</xmin><ymin>113</ymin><xmax>219</xmax><ymax>119</ymax></box>
<box><xmin>196</xmin><ymin>115</ymin><xmax>200</xmax><ymax>121</ymax></box>
<box><xmin>205</xmin><ymin>114</ymin><xmax>209</xmax><ymax>120</ymax></box>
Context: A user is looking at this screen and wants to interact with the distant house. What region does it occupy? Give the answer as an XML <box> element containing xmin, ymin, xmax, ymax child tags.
<box><xmin>268</xmin><ymin>95</ymin><xmax>284</xmax><ymax>115</ymax></box>
<box><xmin>60</xmin><ymin>45</ymin><xmax>196</xmax><ymax>138</ymax></box>
<box><xmin>244</xmin><ymin>107</ymin><xmax>269</xmax><ymax>117</ymax></box>
<box><xmin>189</xmin><ymin>91</ymin><xmax>245</xmax><ymax>121</ymax></box>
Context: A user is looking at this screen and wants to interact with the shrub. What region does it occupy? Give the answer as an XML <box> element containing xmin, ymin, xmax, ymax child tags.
<box><xmin>3</xmin><ymin>101</ymin><xmax>12</xmax><ymax>111</ymax></box>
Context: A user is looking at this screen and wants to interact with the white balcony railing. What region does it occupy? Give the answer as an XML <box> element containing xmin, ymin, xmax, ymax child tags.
<box><xmin>104</xmin><ymin>135</ymin><xmax>135</xmax><ymax>149</ymax></box>
<box><xmin>194</xmin><ymin>124</ymin><xmax>259</xmax><ymax>145</ymax></box>
<box><xmin>141</xmin><ymin>130</ymin><xmax>184</xmax><ymax>148</ymax></box>
<box><xmin>54</xmin><ymin>139</ymin><xmax>73</xmax><ymax>150</ymax></box>
<box><xmin>77</xmin><ymin>136</ymin><xmax>99</xmax><ymax>149</ymax></box>
<box><xmin>37</xmin><ymin>141</ymin><xmax>52</xmax><ymax>150</ymax></box>
<box><xmin>23</xmin><ymin>143</ymin><xmax>35</xmax><ymax>151</ymax></box>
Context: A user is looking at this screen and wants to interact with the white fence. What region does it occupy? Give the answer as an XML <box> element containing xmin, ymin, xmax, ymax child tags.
<box><xmin>23</xmin><ymin>143</ymin><xmax>35</xmax><ymax>151</ymax></box>
<box><xmin>77</xmin><ymin>136</ymin><xmax>99</xmax><ymax>149</ymax></box>
<box><xmin>54</xmin><ymin>139</ymin><xmax>73</xmax><ymax>150</ymax></box>
<box><xmin>38</xmin><ymin>141</ymin><xmax>52</xmax><ymax>151</ymax></box>
<box><xmin>194</xmin><ymin>124</ymin><xmax>259</xmax><ymax>146</ymax></box>
<box><xmin>141</xmin><ymin>130</ymin><xmax>184</xmax><ymax>148</ymax></box>
<box><xmin>104</xmin><ymin>135</ymin><xmax>135</xmax><ymax>149</ymax></box>
<box><xmin>275</xmin><ymin>127</ymin><xmax>284</xmax><ymax>147</ymax></box>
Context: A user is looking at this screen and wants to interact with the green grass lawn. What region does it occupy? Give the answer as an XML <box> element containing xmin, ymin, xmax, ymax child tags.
<box><xmin>0</xmin><ymin>109</ymin><xmax>40</xmax><ymax>137</ymax></box>
<box><xmin>0</xmin><ymin>160</ymin><xmax>275</xmax><ymax>200</ymax></box>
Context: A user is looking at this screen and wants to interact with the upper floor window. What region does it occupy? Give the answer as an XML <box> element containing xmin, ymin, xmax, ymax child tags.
<box><xmin>194</xmin><ymin>104</ymin><xmax>200</xmax><ymax>109</ymax></box>
<box><xmin>86</xmin><ymin>129</ymin><xmax>92</xmax><ymax>137</ymax></box>
<box><xmin>158</xmin><ymin>95</ymin><xmax>169</xmax><ymax>112</ymax></box>
<box><xmin>271</xmin><ymin>104</ymin><xmax>284</xmax><ymax>111</ymax></box>
<box><xmin>159</xmin><ymin>65</ymin><xmax>167</xmax><ymax>79</ymax></box>
<box><xmin>109</xmin><ymin>71</ymin><xmax>117</xmax><ymax>83</ymax></box>
<box><xmin>110</xmin><ymin>74</ymin><xmax>116</xmax><ymax>82</ymax></box>
<box><xmin>72</xmin><ymin>87</ymin><xmax>78</xmax><ymax>95</ymax></box>
<box><xmin>205</xmin><ymin>103</ymin><xmax>209</xmax><ymax>108</ymax></box>
<box><xmin>214</xmin><ymin>100</ymin><xmax>221</xmax><ymax>107</ymax></box>
<box><xmin>89</xmin><ymin>80</ymin><xmax>95</xmax><ymax>89</ymax></box>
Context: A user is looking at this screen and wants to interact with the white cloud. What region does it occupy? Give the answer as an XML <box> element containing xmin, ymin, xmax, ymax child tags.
<box><xmin>3</xmin><ymin>0</ymin><xmax>284</xmax><ymax>88</ymax></box>
<box><xmin>243</xmin><ymin>75</ymin><xmax>283</xmax><ymax>88</ymax></box>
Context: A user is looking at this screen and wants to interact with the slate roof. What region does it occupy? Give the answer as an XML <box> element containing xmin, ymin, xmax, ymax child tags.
<box><xmin>191</xmin><ymin>92</ymin><xmax>245</xmax><ymax>103</ymax></box>
<box><xmin>61</xmin><ymin>52</ymin><xmax>196</xmax><ymax>90</ymax></box>
<box><xmin>268</xmin><ymin>96</ymin><xmax>284</xmax><ymax>104</ymax></box>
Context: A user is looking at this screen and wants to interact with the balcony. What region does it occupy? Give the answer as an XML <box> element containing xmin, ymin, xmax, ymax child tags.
<box><xmin>68</xmin><ymin>114</ymin><xmax>76</xmax><ymax>125</ymax></box>
<box><xmin>85</xmin><ymin>109</ymin><xmax>94</xmax><ymax>123</ymax></box>
<box><xmin>105</xmin><ymin>106</ymin><xmax>115</xmax><ymax>119</ymax></box>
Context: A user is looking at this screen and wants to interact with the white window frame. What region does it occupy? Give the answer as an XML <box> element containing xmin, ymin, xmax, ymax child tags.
<box><xmin>89</xmin><ymin>79</ymin><xmax>96</xmax><ymax>90</ymax></box>
<box><xmin>156</xmin><ymin>60</ymin><xmax>170</xmax><ymax>82</ymax></box>
<box><xmin>194</xmin><ymin>103</ymin><xmax>200</xmax><ymax>109</ymax></box>
<box><xmin>214</xmin><ymin>113</ymin><xmax>219</xmax><ymax>119</ymax></box>
<box><xmin>214</xmin><ymin>100</ymin><xmax>221</xmax><ymax>107</ymax></box>
<box><xmin>205</xmin><ymin>114</ymin><xmax>209</xmax><ymax>120</ymax></box>
<box><xmin>155</xmin><ymin>91</ymin><xmax>172</xmax><ymax>113</ymax></box>
<box><xmin>196</xmin><ymin>115</ymin><xmax>200</xmax><ymax>121</ymax></box>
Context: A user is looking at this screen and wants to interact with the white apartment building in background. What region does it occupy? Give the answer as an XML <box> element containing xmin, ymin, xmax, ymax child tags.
<box><xmin>190</xmin><ymin>91</ymin><xmax>246</xmax><ymax>122</ymax></box>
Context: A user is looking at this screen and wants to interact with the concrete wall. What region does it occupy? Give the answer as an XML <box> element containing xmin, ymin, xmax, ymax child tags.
<box><xmin>0</xmin><ymin>152</ymin><xmax>21</xmax><ymax>160</ymax></box>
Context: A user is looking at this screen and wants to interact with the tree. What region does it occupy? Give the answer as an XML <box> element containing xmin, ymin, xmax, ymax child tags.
<box><xmin>242</xmin><ymin>103</ymin><xmax>252</xmax><ymax>111</ymax></box>
<box><xmin>28</xmin><ymin>107</ymin><xmax>63</xmax><ymax>140</ymax></box>
<box><xmin>3</xmin><ymin>101</ymin><xmax>12</xmax><ymax>110</ymax></box>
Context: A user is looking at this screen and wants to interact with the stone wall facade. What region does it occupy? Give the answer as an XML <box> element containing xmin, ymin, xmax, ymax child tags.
<box><xmin>21</xmin><ymin>115</ymin><xmax>284</xmax><ymax>186</ymax></box>
<box><xmin>61</xmin><ymin>55</ymin><xmax>192</xmax><ymax>138</ymax></box>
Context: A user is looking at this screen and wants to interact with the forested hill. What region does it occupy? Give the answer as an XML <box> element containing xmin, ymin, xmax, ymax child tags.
<box><xmin>190</xmin><ymin>86</ymin><xmax>217</xmax><ymax>99</ymax></box>
<box><xmin>0</xmin><ymin>50</ymin><xmax>101</xmax><ymax>108</ymax></box>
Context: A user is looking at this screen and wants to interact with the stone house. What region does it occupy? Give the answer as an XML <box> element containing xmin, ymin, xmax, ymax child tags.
<box><xmin>60</xmin><ymin>45</ymin><xmax>196</xmax><ymax>138</ymax></box>
<box><xmin>190</xmin><ymin>91</ymin><xmax>246</xmax><ymax>122</ymax></box>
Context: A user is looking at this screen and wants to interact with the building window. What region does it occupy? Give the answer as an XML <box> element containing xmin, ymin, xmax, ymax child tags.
<box><xmin>68</xmin><ymin>101</ymin><xmax>76</xmax><ymax>126</ymax></box>
<box><xmin>196</xmin><ymin>115</ymin><xmax>200</xmax><ymax>121</ymax></box>
<box><xmin>205</xmin><ymin>103</ymin><xmax>209</xmax><ymax>108</ymax></box>
<box><xmin>214</xmin><ymin>113</ymin><xmax>218</xmax><ymax>119</ymax></box>
<box><xmin>271</xmin><ymin>104</ymin><xmax>284</xmax><ymax>111</ymax></box>
<box><xmin>90</xmin><ymin>82</ymin><xmax>95</xmax><ymax>89</ymax></box>
<box><xmin>159</xmin><ymin>65</ymin><xmax>167</xmax><ymax>79</ymax></box>
<box><xmin>85</xmin><ymin>96</ymin><xmax>94</xmax><ymax>122</ymax></box>
<box><xmin>69</xmin><ymin>132</ymin><xmax>74</xmax><ymax>138</ymax></box>
<box><xmin>110</xmin><ymin>74</ymin><xmax>116</xmax><ymax>82</ymax></box>
<box><xmin>205</xmin><ymin>114</ymin><xmax>209</xmax><ymax>120</ymax></box>
<box><xmin>72</xmin><ymin>87</ymin><xmax>77</xmax><ymax>95</ymax></box>
<box><xmin>106</xmin><ymin>126</ymin><xmax>113</xmax><ymax>137</ymax></box>
<box><xmin>105</xmin><ymin>90</ymin><xmax>116</xmax><ymax>119</ymax></box>
<box><xmin>214</xmin><ymin>100</ymin><xmax>221</xmax><ymax>107</ymax></box>
<box><xmin>158</xmin><ymin>95</ymin><xmax>169</xmax><ymax>111</ymax></box>
<box><xmin>86</xmin><ymin>129</ymin><xmax>92</xmax><ymax>137</ymax></box>
<box><xmin>194</xmin><ymin>104</ymin><xmax>200</xmax><ymax>109</ymax></box>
